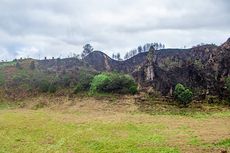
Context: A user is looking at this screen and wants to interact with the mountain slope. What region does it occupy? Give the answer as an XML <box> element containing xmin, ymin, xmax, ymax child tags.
<box><xmin>0</xmin><ymin>38</ymin><xmax>229</xmax><ymax>98</ymax></box>
<box><xmin>83</xmin><ymin>38</ymin><xmax>230</xmax><ymax>97</ymax></box>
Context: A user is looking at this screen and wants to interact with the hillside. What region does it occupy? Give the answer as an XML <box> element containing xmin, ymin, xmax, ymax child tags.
<box><xmin>0</xmin><ymin>38</ymin><xmax>229</xmax><ymax>100</ymax></box>
<box><xmin>83</xmin><ymin>38</ymin><xmax>229</xmax><ymax>97</ymax></box>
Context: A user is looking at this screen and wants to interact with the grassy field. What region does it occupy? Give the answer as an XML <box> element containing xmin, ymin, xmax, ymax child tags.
<box><xmin>0</xmin><ymin>96</ymin><xmax>229</xmax><ymax>153</ymax></box>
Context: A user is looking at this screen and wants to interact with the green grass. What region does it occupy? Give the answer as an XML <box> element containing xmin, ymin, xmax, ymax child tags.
<box><xmin>0</xmin><ymin>97</ymin><xmax>229</xmax><ymax>153</ymax></box>
<box><xmin>0</xmin><ymin>61</ymin><xmax>16</xmax><ymax>69</ymax></box>
<box><xmin>138</xmin><ymin>102</ymin><xmax>230</xmax><ymax>119</ymax></box>
<box><xmin>216</xmin><ymin>139</ymin><xmax>230</xmax><ymax>147</ymax></box>
<box><xmin>0</xmin><ymin>102</ymin><xmax>16</xmax><ymax>110</ymax></box>
<box><xmin>0</xmin><ymin>111</ymin><xmax>179</xmax><ymax>153</ymax></box>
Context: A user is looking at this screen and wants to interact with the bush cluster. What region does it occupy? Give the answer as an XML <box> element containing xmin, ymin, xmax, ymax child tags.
<box><xmin>174</xmin><ymin>83</ymin><xmax>193</xmax><ymax>107</ymax></box>
<box><xmin>38</xmin><ymin>80</ymin><xmax>57</xmax><ymax>93</ymax></box>
<box><xmin>90</xmin><ymin>72</ymin><xmax>137</xmax><ymax>94</ymax></box>
<box><xmin>74</xmin><ymin>71</ymin><xmax>95</xmax><ymax>93</ymax></box>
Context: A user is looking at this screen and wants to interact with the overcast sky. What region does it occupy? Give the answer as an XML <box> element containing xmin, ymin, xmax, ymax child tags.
<box><xmin>0</xmin><ymin>0</ymin><xmax>229</xmax><ymax>60</ymax></box>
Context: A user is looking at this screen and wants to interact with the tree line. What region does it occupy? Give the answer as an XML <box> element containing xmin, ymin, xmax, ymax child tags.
<box><xmin>123</xmin><ymin>42</ymin><xmax>165</xmax><ymax>60</ymax></box>
<box><xmin>71</xmin><ymin>42</ymin><xmax>166</xmax><ymax>61</ymax></box>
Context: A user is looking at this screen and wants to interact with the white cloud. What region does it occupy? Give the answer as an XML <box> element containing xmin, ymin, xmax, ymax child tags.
<box><xmin>0</xmin><ymin>47</ymin><xmax>14</xmax><ymax>61</ymax></box>
<box><xmin>0</xmin><ymin>0</ymin><xmax>229</xmax><ymax>60</ymax></box>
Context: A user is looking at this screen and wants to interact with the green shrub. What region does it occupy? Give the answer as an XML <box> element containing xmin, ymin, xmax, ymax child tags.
<box><xmin>174</xmin><ymin>83</ymin><xmax>193</xmax><ymax>107</ymax></box>
<box><xmin>129</xmin><ymin>85</ymin><xmax>138</xmax><ymax>95</ymax></box>
<box><xmin>174</xmin><ymin>83</ymin><xmax>185</xmax><ymax>96</ymax></box>
<box><xmin>90</xmin><ymin>73</ymin><xmax>110</xmax><ymax>93</ymax></box>
<box><xmin>60</xmin><ymin>75</ymin><xmax>71</xmax><ymax>87</ymax></box>
<box><xmin>74</xmin><ymin>84</ymin><xmax>83</xmax><ymax>93</ymax></box>
<box><xmin>225</xmin><ymin>77</ymin><xmax>230</xmax><ymax>93</ymax></box>
<box><xmin>38</xmin><ymin>81</ymin><xmax>57</xmax><ymax>93</ymax></box>
<box><xmin>12</xmin><ymin>70</ymin><xmax>30</xmax><ymax>84</ymax></box>
<box><xmin>90</xmin><ymin>72</ymin><xmax>137</xmax><ymax>94</ymax></box>
<box><xmin>76</xmin><ymin>70</ymin><xmax>95</xmax><ymax>91</ymax></box>
<box><xmin>39</xmin><ymin>80</ymin><xmax>50</xmax><ymax>92</ymax></box>
<box><xmin>48</xmin><ymin>83</ymin><xmax>57</xmax><ymax>93</ymax></box>
<box><xmin>73</xmin><ymin>70</ymin><xmax>96</xmax><ymax>94</ymax></box>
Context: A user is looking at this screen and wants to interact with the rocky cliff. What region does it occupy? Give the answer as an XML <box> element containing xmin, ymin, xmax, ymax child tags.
<box><xmin>36</xmin><ymin>38</ymin><xmax>230</xmax><ymax>97</ymax></box>
<box><xmin>83</xmin><ymin>38</ymin><xmax>230</xmax><ymax>97</ymax></box>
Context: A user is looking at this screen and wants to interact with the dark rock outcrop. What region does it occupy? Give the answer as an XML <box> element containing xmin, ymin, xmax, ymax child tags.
<box><xmin>36</xmin><ymin>38</ymin><xmax>230</xmax><ymax>97</ymax></box>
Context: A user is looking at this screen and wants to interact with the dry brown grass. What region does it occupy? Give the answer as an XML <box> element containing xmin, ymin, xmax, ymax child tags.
<box><xmin>2</xmin><ymin>95</ymin><xmax>230</xmax><ymax>153</ymax></box>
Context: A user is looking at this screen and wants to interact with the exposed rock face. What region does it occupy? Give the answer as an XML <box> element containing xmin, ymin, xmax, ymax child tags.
<box><xmin>83</xmin><ymin>51</ymin><xmax>147</xmax><ymax>73</ymax></box>
<box><xmin>37</xmin><ymin>38</ymin><xmax>230</xmax><ymax>97</ymax></box>
<box><xmin>83</xmin><ymin>38</ymin><xmax>230</xmax><ymax>97</ymax></box>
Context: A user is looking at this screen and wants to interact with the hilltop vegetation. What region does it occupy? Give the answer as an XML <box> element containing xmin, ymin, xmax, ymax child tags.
<box><xmin>0</xmin><ymin>59</ymin><xmax>138</xmax><ymax>101</ymax></box>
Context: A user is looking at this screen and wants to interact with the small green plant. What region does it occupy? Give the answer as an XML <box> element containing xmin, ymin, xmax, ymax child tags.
<box><xmin>59</xmin><ymin>75</ymin><xmax>71</xmax><ymax>87</ymax></box>
<box><xmin>225</xmin><ymin>77</ymin><xmax>230</xmax><ymax>93</ymax></box>
<box><xmin>38</xmin><ymin>80</ymin><xmax>50</xmax><ymax>92</ymax></box>
<box><xmin>48</xmin><ymin>83</ymin><xmax>57</xmax><ymax>93</ymax></box>
<box><xmin>74</xmin><ymin>84</ymin><xmax>83</xmax><ymax>93</ymax></box>
<box><xmin>73</xmin><ymin>70</ymin><xmax>96</xmax><ymax>94</ymax></box>
<box><xmin>77</xmin><ymin>70</ymin><xmax>95</xmax><ymax>90</ymax></box>
<box><xmin>174</xmin><ymin>83</ymin><xmax>193</xmax><ymax>107</ymax></box>
<box><xmin>215</xmin><ymin>138</ymin><xmax>230</xmax><ymax>147</ymax></box>
<box><xmin>37</xmin><ymin>79</ymin><xmax>58</xmax><ymax>93</ymax></box>
<box><xmin>129</xmin><ymin>85</ymin><xmax>138</xmax><ymax>95</ymax></box>
<box><xmin>12</xmin><ymin>70</ymin><xmax>30</xmax><ymax>85</ymax></box>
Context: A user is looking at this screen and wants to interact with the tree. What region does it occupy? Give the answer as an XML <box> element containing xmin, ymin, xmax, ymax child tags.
<box><xmin>73</xmin><ymin>53</ymin><xmax>80</xmax><ymax>59</ymax></box>
<box><xmin>81</xmin><ymin>44</ymin><xmax>93</xmax><ymax>58</ymax></box>
<box><xmin>159</xmin><ymin>43</ymin><xmax>162</xmax><ymax>49</ymax></box>
<box><xmin>143</xmin><ymin>43</ymin><xmax>151</xmax><ymax>52</ymax></box>
<box><xmin>116</xmin><ymin>53</ymin><xmax>121</xmax><ymax>60</ymax></box>
<box><xmin>174</xmin><ymin>83</ymin><xmax>193</xmax><ymax>107</ymax></box>
<box><xmin>132</xmin><ymin>49</ymin><xmax>137</xmax><ymax>56</ymax></box>
<box><xmin>112</xmin><ymin>53</ymin><xmax>116</xmax><ymax>59</ymax></box>
<box><xmin>112</xmin><ymin>53</ymin><xmax>122</xmax><ymax>60</ymax></box>
<box><xmin>143</xmin><ymin>42</ymin><xmax>166</xmax><ymax>51</ymax></box>
<box><xmin>124</xmin><ymin>52</ymin><xmax>129</xmax><ymax>60</ymax></box>
<box><xmin>153</xmin><ymin>43</ymin><xmax>158</xmax><ymax>50</ymax></box>
<box><xmin>137</xmin><ymin>46</ymin><xmax>143</xmax><ymax>53</ymax></box>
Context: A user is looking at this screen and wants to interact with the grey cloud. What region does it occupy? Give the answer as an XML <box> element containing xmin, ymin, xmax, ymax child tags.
<box><xmin>0</xmin><ymin>0</ymin><xmax>229</xmax><ymax>60</ymax></box>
